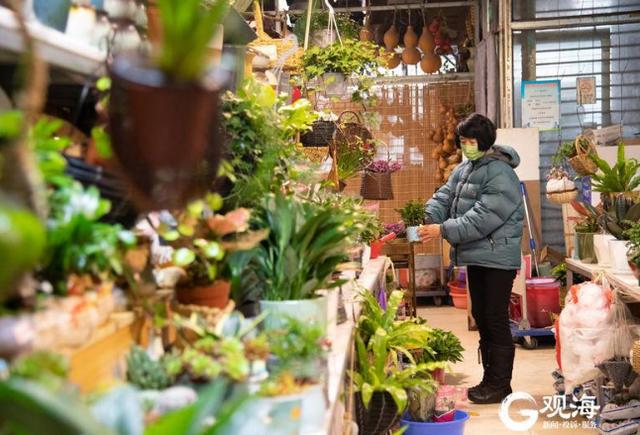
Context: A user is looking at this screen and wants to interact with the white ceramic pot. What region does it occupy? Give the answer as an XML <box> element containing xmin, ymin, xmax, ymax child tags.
<box><xmin>594</xmin><ymin>234</ymin><xmax>616</xmax><ymax>266</ymax></box>
<box><xmin>311</xmin><ymin>29</ymin><xmax>337</xmax><ymax>48</ymax></box>
<box><xmin>317</xmin><ymin>289</ymin><xmax>338</xmax><ymax>338</ymax></box>
<box><xmin>260</xmin><ymin>294</ymin><xmax>328</xmax><ymax>333</ymax></box>
<box><xmin>609</xmin><ymin>239</ymin><xmax>632</xmax><ymax>274</ymax></box>
<box><xmin>322</xmin><ymin>73</ymin><xmax>347</xmax><ymax>96</ymax></box>
<box><xmin>406</xmin><ymin>226</ymin><xmax>421</xmax><ymax>242</ymax></box>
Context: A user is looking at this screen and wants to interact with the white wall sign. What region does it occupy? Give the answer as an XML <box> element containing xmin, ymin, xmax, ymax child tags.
<box><xmin>577</xmin><ymin>76</ymin><xmax>597</xmax><ymax>105</ymax></box>
<box><xmin>521</xmin><ymin>80</ymin><xmax>561</xmax><ymax>131</ymax></box>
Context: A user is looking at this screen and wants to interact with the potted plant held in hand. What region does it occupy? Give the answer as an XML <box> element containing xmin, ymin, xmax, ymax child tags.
<box><xmin>251</xmin><ymin>193</ymin><xmax>354</xmax><ymax>331</ymax></box>
<box><xmin>398</xmin><ymin>200</ymin><xmax>425</xmax><ymax>242</ymax></box>
<box><xmin>109</xmin><ymin>0</ymin><xmax>229</xmax><ymax>210</ymax></box>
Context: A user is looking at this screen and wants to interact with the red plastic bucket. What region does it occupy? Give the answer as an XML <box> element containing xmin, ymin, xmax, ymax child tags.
<box><xmin>525</xmin><ymin>278</ymin><xmax>560</xmax><ymax>328</ymax></box>
<box><xmin>448</xmin><ymin>282</ymin><xmax>467</xmax><ymax>310</ymax></box>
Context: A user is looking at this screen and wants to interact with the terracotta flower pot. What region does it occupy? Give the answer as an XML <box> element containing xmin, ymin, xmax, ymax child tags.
<box><xmin>108</xmin><ymin>53</ymin><xmax>224</xmax><ymax>211</ymax></box>
<box><xmin>175</xmin><ymin>280</ymin><xmax>231</xmax><ymax>308</ymax></box>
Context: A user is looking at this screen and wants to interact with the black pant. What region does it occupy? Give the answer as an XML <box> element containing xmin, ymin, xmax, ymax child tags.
<box><xmin>467</xmin><ymin>266</ymin><xmax>517</xmax><ymax>347</ymax></box>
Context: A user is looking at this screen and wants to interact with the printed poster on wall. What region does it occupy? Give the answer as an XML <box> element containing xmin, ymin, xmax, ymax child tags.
<box><xmin>577</xmin><ymin>76</ymin><xmax>597</xmax><ymax>105</ymax></box>
<box><xmin>521</xmin><ymin>80</ymin><xmax>561</xmax><ymax>131</ymax></box>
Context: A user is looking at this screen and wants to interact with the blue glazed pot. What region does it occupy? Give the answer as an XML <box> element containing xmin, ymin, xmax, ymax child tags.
<box><xmin>33</xmin><ymin>0</ymin><xmax>71</xmax><ymax>32</ymax></box>
<box><xmin>406</xmin><ymin>226</ymin><xmax>421</xmax><ymax>242</ymax></box>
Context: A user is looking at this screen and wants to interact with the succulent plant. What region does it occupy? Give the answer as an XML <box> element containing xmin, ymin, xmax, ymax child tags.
<box><xmin>126</xmin><ymin>346</ymin><xmax>173</xmax><ymax>390</ymax></box>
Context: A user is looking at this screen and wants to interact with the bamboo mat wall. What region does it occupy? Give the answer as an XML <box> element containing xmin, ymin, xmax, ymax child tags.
<box><xmin>314</xmin><ymin>78</ymin><xmax>473</xmax><ymax>254</ymax></box>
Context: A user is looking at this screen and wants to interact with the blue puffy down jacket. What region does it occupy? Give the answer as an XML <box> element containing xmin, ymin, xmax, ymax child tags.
<box><xmin>424</xmin><ymin>145</ymin><xmax>525</xmax><ymax>270</ymax></box>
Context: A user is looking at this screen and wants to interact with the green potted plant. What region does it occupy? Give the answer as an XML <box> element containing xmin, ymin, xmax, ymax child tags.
<box><xmin>265</xmin><ymin>317</ymin><xmax>330</xmax><ymax>433</ymax></box>
<box><xmin>108</xmin><ymin>0</ymin><xmax>230</xmax><ymax>210</ymax></box>
<box><xmin>397</xmin><ymin>200</ymin><xmax>425</xmax><ymax>242</ymax></box>
<box><xmin>158</xmin><ymin>194</ymin><xmax>266</xmax><ymax>308</ymax></box>
<box><xmin>42</xmin><ymin>182</ymin><xmax>136</xmax><ymax>294</ymax></box>
<box><xmin>570</xmin><ymin>201</ymin><xmax>600</xmax><ymax>264</ymax></box>
<box><xmin>624</xmin><ymin>222</ymin><xmax>640</xmax><ymax>285</ymax></box>
<box><xmin>301</xmin><ymin>39</ymin><xmax>382</xmax><ymax>96</ymax></box>
<box><xmin>590</xmin><ymin>141</ymin><xmax>640</xmax><ymax>210</ymax></box>
<box><xmin>221</xmin><ymin>80</ymin><xmax>317</xmax><ymax>208</ymax></box>
<box><xmin>601</xmin><ymin>196</ymin><xmax>640</xmax><ymax>273</ymax></box>
<box><xmin>250</xmin><ymin>193</ymin><xmax>354</xmax><ymax>332</ymax></box>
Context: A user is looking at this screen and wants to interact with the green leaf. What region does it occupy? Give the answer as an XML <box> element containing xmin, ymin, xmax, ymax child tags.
<box><xmin>202</xmin><ymin>241</ymin><xmax>224</xmax><ymax>260</ymax></box>
<box><xmin>385</xmin><ymin>385</ymin><xmax>408</xmax><ymax>414</ymax></box>
<box><xmin>361</xmin><ymin>383</ymin><xmax>374</xmax><ymax>408</ymax></box>
<box><xmin>206</xmin><ymin>193</ymin><xmax>224</xmax><ymax>211</ymax></box>
<box><xmin>0</xmin><ymin>110</ymin><xmax>24</xmax><ymax>141</ymax></box>
<box><xmin>91</xmin><ymin>126</ymin><xmax>112</xmax><ymax>159</ymax></box>
<box><xmin>173</xmin><ymin>248</ymin><xmax>196</xmax><ymax>266</ymax></box>
<box><xmin>162</xmin><ymin>230</ymin><xmax>180</xmax><ymax>242</ymax></box>
<box><xmin>96</xmin><ymin>76</ymin><xmax>111</xmax><ymax>92</ymax></box>
<box><xmin>178</xmin><ymin>223</ymin><xmax>195</xmax><ymax>237</ymax></box>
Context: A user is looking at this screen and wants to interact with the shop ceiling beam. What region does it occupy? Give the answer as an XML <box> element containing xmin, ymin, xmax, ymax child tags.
<box><xmin>284</xmin><ymin>1</ymin><xmax>476</xmax><ymax>15</ymax></box>
<box><xmin>510</xmin><ymin>11</ymin><xmax>640</xmax><ymax>31</ymax></box>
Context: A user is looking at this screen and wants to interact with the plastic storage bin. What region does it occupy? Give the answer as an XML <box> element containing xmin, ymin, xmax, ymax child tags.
<box><xmin>448</xmin><ymin>282</ymin><xmax>467</xmax><ymax>310</ymax></box>
<box><xmin>401</xmin><ymin>410</ymin><xmax>470</xmax><ymax>435</ymax></box>
<box><xmin>525</xmin><ymin>278</ymin><xmax>561</xmax><ymax>328</ymax></box>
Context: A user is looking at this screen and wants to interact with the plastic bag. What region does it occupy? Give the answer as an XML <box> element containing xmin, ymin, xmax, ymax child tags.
<box><xmin>560</xmin><ymin>281</ymin><xmax>615</xmax><ymax>392</ymax></box>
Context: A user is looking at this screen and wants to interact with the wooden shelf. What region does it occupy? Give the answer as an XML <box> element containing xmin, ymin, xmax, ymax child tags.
<box><xmin>0</xmin><ymin>7</ymin><xmax>105</xmax><ymax>77</ymax></box>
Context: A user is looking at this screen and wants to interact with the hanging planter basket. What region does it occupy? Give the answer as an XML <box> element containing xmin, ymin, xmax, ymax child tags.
<box><xmin>360</xmin><ymin>171</ymin><xmax>394</xmax><ymax>200</ymax></box>
<box><xmin>300</xmin><ymin>120</ymin><xmax>337</xmax><ymax>147</ymax></box>
<box><xmin>108</xmin><ymin>53</ymin><xmax>224</xmax><ymax>211</ymax></box>
<box><xmin>568</xmin><ymin>135</ymin><xmax>598</xmax><ymax>176</ymax></box>
<box><xmin>546</xmin><ymin>189</ymin><xmax>578</xmax><ymax>204</ymax></box>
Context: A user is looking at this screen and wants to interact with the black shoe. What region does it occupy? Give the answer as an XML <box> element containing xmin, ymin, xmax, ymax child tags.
<box><xmin>468</xmin><ymin>344</ymin><xmax>515</xmax><ymax>404</ymax></box>
<box><xmin>468</xmin><ymin>340</ymin><xmax>490</xmax><ymax>395</ymax></box>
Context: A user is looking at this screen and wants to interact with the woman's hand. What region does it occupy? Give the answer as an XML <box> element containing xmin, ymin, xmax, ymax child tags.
<box><xmin>418</xmin><ymin>224</ymin><xmax>441</xmax><ymax>243</ymax></box>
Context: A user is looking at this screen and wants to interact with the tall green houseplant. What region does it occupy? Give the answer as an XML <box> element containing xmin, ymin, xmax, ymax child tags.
<box><xmin>590</xmin><ymin>141</ymin><xmax>640</xmax><ymax>208</ymax></box>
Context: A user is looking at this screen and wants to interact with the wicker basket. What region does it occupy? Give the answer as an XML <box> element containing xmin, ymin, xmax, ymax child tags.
<box><xmin>300</xmin><ymin>120</ymin><xmax>337</xmax><ymax>147</ymax></box>
<box><xmin>248</xmin><ymin>1</ymin><xmax>302</xmax><ymax>71</ymax></box>
<box><xmin>360</xmin><ymin>171</ymin><xmax>394</xmax><ymax>200</ymax></box>
<box><xmin>568</xmin><ymin>135</ymin><xmax>598</xmax><ymax>176</ymax></box>
<box><xmin>174</xmin><ymin>299</ymin><xmax>235</xmax><ymax>328</ymax></box>
<box><xmin>546</xmin><ymin>189</ymin><xmax>578</xmax><ymax>204</ymax></box>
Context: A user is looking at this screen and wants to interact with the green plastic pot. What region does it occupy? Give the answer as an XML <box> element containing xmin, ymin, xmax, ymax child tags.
<box><xmin>576</xmin><ymin>232</ymin><xmax>596</xmax><ymax>264</ymax></box>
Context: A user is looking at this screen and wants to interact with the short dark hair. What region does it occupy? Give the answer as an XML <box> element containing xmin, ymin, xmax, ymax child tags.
<box><xmin>454</xmin><ymin>113</ymin><xmax>497</xmax><ymax>151</ymax></box>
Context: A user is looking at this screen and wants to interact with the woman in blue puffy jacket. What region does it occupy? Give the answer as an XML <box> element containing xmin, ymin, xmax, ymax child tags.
<box><xmin>419</xmin><ymin>113</ymin><xmax>524</xmax><ymax>404</ymax></box>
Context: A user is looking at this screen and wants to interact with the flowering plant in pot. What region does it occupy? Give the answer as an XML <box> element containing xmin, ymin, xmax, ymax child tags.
<box><xmin>248</xmin><ymin>193</ymin><xmax>355</xmax><ymax>331</ymax></box>
<box><xmin>108</xmin><ymin>0</ymin><xmax>230</xmax><ymax>210</ymax></box>
<box><xmin>158</xmin><ymin>193</ymin><xmax>267</xmax><ymax>308</ymax></box>
<box><xmin>397</xmin><ymin>200</ymin><xmax>425</xmax><ymax>242</ymax></box>
<box><xmin>361</xmin><ymin>159</ymin><xmax>402</xmax><ymax>200</ymax></box>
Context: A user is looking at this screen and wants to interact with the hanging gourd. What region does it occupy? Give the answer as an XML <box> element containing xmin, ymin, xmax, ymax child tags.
<box><xmin>387</xmin><ymin>53</ymin><xmax>402</xmax><ymax>69</ymax></box>
<box><xmin>418</xmin><ymin>9</ymin><xmax>435</xmax><ymax>53</ymax></box>
<box><xmin>360</xmin><ymin>14</ymin><xmax>374</xmax><ymax>42</ymax></box>
<box><xmin>420</xmin><ymin>50</ymin><xmax>441</xmax><ymax>73</ymax></box>
<box><xmin>402</xmin><ymin>9</ymin><xmax>420</xmax><ymax>65</ymax></box>
<box><xmin>383</xmin><ymin>10</ymin><xmax>400</xmax><ymax>50</ymax></box>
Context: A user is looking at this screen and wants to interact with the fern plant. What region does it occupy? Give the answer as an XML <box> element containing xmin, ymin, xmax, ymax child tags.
<box><xmin>590</xmin><ymin>141</ymin><xmax>640</xmax><ymax>193</ymax></box>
